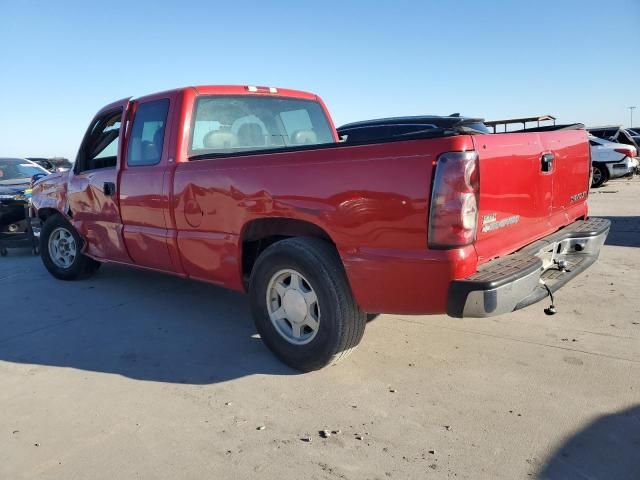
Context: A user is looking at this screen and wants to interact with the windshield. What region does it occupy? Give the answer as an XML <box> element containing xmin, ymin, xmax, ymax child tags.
<box><xmin>0</xmin><ymin>158</ymin><xmax>48</xmax><ymax>182</ymax></box>
<box><xmin>190</xmin><ymin>95</ymin><xmax>335</xmax><ymax>157</ymax></box>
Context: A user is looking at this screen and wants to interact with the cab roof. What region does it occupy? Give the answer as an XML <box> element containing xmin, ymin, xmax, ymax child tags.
<box><xmin>191</xmin><ymin>85</ymin><xmax>319</xmax><ymax>101</ymax></box>
<box><xmin>129</xmin><ymin>85</ymin><xmax>320</xmax><ymax>104</ymax></box>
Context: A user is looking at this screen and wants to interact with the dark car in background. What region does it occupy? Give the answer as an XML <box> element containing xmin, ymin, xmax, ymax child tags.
<box><xmin>337</xmin><ymin>115</ymin><xmax>490</xmax><ymax>143</ymax></box>
<box><xmin>26</xmin><ymin>157</ymin><xmax>56</xmax><ymax>172</ymax></box>
<box><xmin>628</xmin><ymin>128</ymin><xmax>640</xmax><ymax>148</ymax></box>
<box><xmin>588</xmin><ymin>126</ymin><xmax>640</xmax><ymax>152</ymax></box>
<box><xmin>26</xmin><ymin>157</ymin><xmax>72</xmax><ymax>173</ymax></box>
<box><xmin>0</xmin><ymin>158</ymin><xmax>49</xmax><ymax>233</ymax></box>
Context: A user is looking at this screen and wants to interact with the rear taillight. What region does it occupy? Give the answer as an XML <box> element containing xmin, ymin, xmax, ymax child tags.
<box><xmin>428</xmin><ymin>151</ymin><xmax>479</xmax><ymax>249</ymax></box>
<box><xmin>614</xmin><ymin>147</ymin><xmax>636</xmax><ymax>158</ymax></box>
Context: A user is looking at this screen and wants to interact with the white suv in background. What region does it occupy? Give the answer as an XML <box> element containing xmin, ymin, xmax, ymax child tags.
<box><xmin>589</xmin><ymin>135</ymin><xmax>638</xmax><ymax>187</ymax></box>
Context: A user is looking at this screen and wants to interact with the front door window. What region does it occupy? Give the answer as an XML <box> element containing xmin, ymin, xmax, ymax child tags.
<box><xmin>76</xmin><ymin>109</ymin><xmax>122</xmax><ymax>172</ymax></box>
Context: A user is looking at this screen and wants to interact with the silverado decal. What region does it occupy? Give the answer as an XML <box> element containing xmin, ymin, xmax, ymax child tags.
<box><xmin>481</xmin><ymin>214</ymin><xmax>521</xmax><ymax>233</ymax></box>
<box><xmin>570</xmin><ymin>191</ymin><xmax>587</xmax><ymax>203</ymax></box>
<box><xmin>482</xmin><ymin>213</ymin><xmax>497</xmax><ymax>224</ymax></box>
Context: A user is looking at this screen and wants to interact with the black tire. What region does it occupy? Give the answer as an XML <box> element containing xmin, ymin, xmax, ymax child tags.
<box><xmin>591</xmin><ymin>163</ymin><xmax>609</xmax><ymax>188</ymax></box>
<box><xmin>40</xmin><ymin>214</ymin><xmax>101</xmax><ymax>280</ymax></box>
<box><xmin>249</xmin><ymin>237</ymin><xmax>366</xmax><ymax>372</ymax></box>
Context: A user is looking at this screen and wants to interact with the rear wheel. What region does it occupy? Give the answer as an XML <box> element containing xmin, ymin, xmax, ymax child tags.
<box><xmin>40</xmin><ymin>214</ymin><xmax>101</xmax><ymax>280</ymax></box>
<box><xmin>249</xmin><ymin>237</ymin><xmax>366</xmax><ymax>371</ymax></box>
<box><xmin>591</xmin><ymin>163</ymin><xmax>609</xmax><ymax>188</ymax></box>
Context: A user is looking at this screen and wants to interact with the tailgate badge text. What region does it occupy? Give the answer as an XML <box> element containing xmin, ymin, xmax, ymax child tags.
<box><xmin>570</xmin><ymin>191</ymin><xmax>587</xmax><ymax>203</ymax></box>
<box><xmin>481</xmin><ymin>214</ymin><xmax>520</xmax><ymax>233</ymax></box>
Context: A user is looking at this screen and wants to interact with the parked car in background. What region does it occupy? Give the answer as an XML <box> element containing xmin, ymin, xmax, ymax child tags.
<box><xmin>49</xmin><ymin>157</ymin><xmax>73</xmax><ymax>172</ymax></box>
<box><xmin>588</xmin><ymin>126</ymin><xmax>640</xmax><ymax>152</ymax></box>
<box><xmin>0</xmin><ymin>158</ymin><xmax>49</xmax><ymax>234</ymax></box>
<box><xmin>27</xmin><ymin>157</ymin><xmax>56</xmax><ymax>172</ymax></box>
<box><xmin>628</xmin><ymin>128</ymin><xmax>640</xmax><ymax>152</ymax></box>
<box><xmin>26</xmin><ymin>157</ymin><xmax>72</xmax><ymax>173</ymax></box>
<box><xmin>589</xmin><ymin>135</ymin><xmax>637</xmax><ymax>187</ymax></box>
<box><xmin>337</xmin><ymin>115</ymin><xmax>490</xmax><ymax>142</ymax></box>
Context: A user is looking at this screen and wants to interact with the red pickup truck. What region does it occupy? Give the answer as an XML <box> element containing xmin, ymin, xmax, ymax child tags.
<box><xmin>32</xmin><ymin>85</ymin><xmax>610</xmax><ymax>371</ymax></box>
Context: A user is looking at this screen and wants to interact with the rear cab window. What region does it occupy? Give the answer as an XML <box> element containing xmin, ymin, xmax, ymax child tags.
<box><xmin>189</xmin><ymin>95</ymin><xmax>335</xmax><ymax>157</ymax></box>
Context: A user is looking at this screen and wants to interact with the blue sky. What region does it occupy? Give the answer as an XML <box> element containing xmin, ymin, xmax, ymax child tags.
<box><xmin>1</xmin><ymin>0</ymin><xmax>639</xmax><ymax>160</ymax></box>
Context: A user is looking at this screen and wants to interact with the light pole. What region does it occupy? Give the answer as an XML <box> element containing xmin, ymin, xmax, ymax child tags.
<box><xmin>629</xmin><ymin>106</ymin><xmax>636</xmax><ymax>128</ymax></box>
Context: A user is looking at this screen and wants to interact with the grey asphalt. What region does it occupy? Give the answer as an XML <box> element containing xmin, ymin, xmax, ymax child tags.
<box><xmin>1</xmin><ymin>178</ymin><xmax>639</xmax><ymax>479</ymax></box>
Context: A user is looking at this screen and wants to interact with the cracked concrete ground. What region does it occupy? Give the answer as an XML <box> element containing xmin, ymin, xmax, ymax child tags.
<box><xmin>1</xmin><ymin>178</ymin><xmax>639</xmax><ymax>479</ymax></box>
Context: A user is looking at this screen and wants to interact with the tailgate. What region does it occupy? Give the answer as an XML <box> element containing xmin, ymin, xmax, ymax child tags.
<box><xmin>472</xmin><ymin>130</ymin><xmax>590</xmax><ymax>263</ymax></box>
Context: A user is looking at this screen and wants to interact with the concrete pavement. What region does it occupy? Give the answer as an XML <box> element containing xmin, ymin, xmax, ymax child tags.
<box><xmin>1</xmin><ymin>178</ymin><xmax>639</xmax><ymax>479</ymax></box>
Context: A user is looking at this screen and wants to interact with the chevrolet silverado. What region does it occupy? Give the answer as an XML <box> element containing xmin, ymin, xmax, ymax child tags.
<box><xmin>31</xmin><ymin>85</ymin><xmax>610</xmax><ymax>371</ymax></box>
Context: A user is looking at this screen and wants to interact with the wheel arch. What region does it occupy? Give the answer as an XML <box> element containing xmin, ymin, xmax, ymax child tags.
<box><xmin>37</xmin><ymin>207</ymin><xmax>66</xmax><ymax>222</ymax></box>
<box><xmin>239</xmin><ymin>217</ymin><xmax>338</xmax><ymax>280</ymax></box>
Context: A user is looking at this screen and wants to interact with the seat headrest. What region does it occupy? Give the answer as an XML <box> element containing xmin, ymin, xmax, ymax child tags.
<box><xmin>153</xmin><ymin>127</ymin><xmax>164</xmax><ymax>148</ymax></box>
<box><xmin>290</xmin><ymin>129</ymin><xmax>318</xmax><ymax>145</ymax></box>
<box><xmin>203</xmin><ymin>131</ymin><xmax>238</xmax><ymax>149</ymax></box>
<box><xmin>237</xmin><ymin>123</ymin><xmax>265</xmax><ymax>147</ymax></box>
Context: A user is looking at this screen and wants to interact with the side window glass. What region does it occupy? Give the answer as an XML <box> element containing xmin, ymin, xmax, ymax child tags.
<box><xmin>127</xmin><ymin>99</ymin><xmax>170</xmax><ymax>166</ymax></box>
<box><xmin>279</xmin><ymin>109</ymin><xmax>313</xmax><ymax>138</ymax></box>
<box><xmin>95</xmin><ymin>122</ymin><xmax>120</xmax><ymax>159</ymax></box>
<box><xmin>77</xmin><ymin>109</ymin><xmax>122</xmax><ymax>172</ymax></box>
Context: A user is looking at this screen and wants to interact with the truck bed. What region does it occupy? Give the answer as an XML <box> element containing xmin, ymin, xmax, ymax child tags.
<box><xmin>176</xmin><ymin>127</ymin><xmax>590</xmax><ymax>313</ymax></box>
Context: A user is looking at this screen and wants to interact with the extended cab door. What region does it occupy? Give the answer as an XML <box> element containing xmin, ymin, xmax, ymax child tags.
<box><xmin>66</xmin><ymin>99</ymin><xmax>132</xmax><ymax>262</ymax></box>
<box><xmin>118</xmin><ymin>93</ymin><xmax>177</xmax><ymax>272</ymax></box>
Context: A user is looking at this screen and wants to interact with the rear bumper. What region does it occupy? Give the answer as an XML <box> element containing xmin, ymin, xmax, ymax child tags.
<box><xmin>606</xmin><ymin>158</ymin><xmax>635</xmax><ymax>179</ymax></box>
<box><xmin>447</xmin><ymin>217</ymin><xmax>610</xmax><ymax>318</ymax></box>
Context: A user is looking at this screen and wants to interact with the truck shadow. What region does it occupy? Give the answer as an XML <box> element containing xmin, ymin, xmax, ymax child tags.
<box><xmin>602</xmin><ymin>216</ymin><xmax>640</xmax><ymax>248</ymax></box>
<box><xmin>0</xmin><ymin>262</ymin><xmax>297</xmax><ymax>384</ymax></box>
<box><xmin>537</xmin><ymin>405</ymin><xmax>640</xmax><ymax>479</ymax></box>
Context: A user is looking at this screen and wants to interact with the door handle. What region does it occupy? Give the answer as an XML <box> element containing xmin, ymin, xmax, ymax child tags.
<box><xmin>103</xmin><ymin>182</ymin><xmax>116</xmax><ymax>196</ymax></box>
<box><xmin>541</xmin><ymin>152</ymin><xmax>554</xmax><ymax>172</ymax></box>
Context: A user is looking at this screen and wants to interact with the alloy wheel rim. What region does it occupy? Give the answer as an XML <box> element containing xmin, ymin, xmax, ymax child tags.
<box><xmin>48</xmin><ymin>227</ymin><xmax>77</xmax><ymax>269</ymax></box>
<box><xmin>266</xmin><ymin>269</ymin><xmax>320</xmax><ymax>345</ymax></box>
<box><xmin>593</xmin><ymin>167</ymin><xmax>602</xmax><ymax>184</ymax></box>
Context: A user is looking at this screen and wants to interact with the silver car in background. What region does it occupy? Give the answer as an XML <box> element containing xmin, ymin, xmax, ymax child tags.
<box><xmin>588</xmin><ymin>135</ymin><xmax>638</xmax><ymax>187</ymax></box>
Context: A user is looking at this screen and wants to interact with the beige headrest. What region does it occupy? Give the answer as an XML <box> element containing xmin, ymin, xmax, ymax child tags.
<box><xmin>290</xmin><ymin>130</ymin><xmax>318</xmax><ymax>145</ymax></box>
<box><xmin>237</xmin><ymin>123</ymin><xmax>266</xmax><ymax>147</ymax></box>
<box><xmin>203</xmin><ymin>131</ymin><xmax>238</xmax><ymax>149</ymax></box>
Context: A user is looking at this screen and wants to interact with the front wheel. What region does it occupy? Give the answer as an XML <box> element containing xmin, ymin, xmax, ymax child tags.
<box><xmin>40</xmin><ymin>214</ymin><xmax>101</xmax><ymax>280</ymax></box>
<box><xmin>249</xmin><ymin>237</ymin><xmax>366</xmax><ymax>372</ymax></box>
<box><xmin>591</xmin><ymin>163</ymin><xmax>609</xmax><ymax>188</ymax></box>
